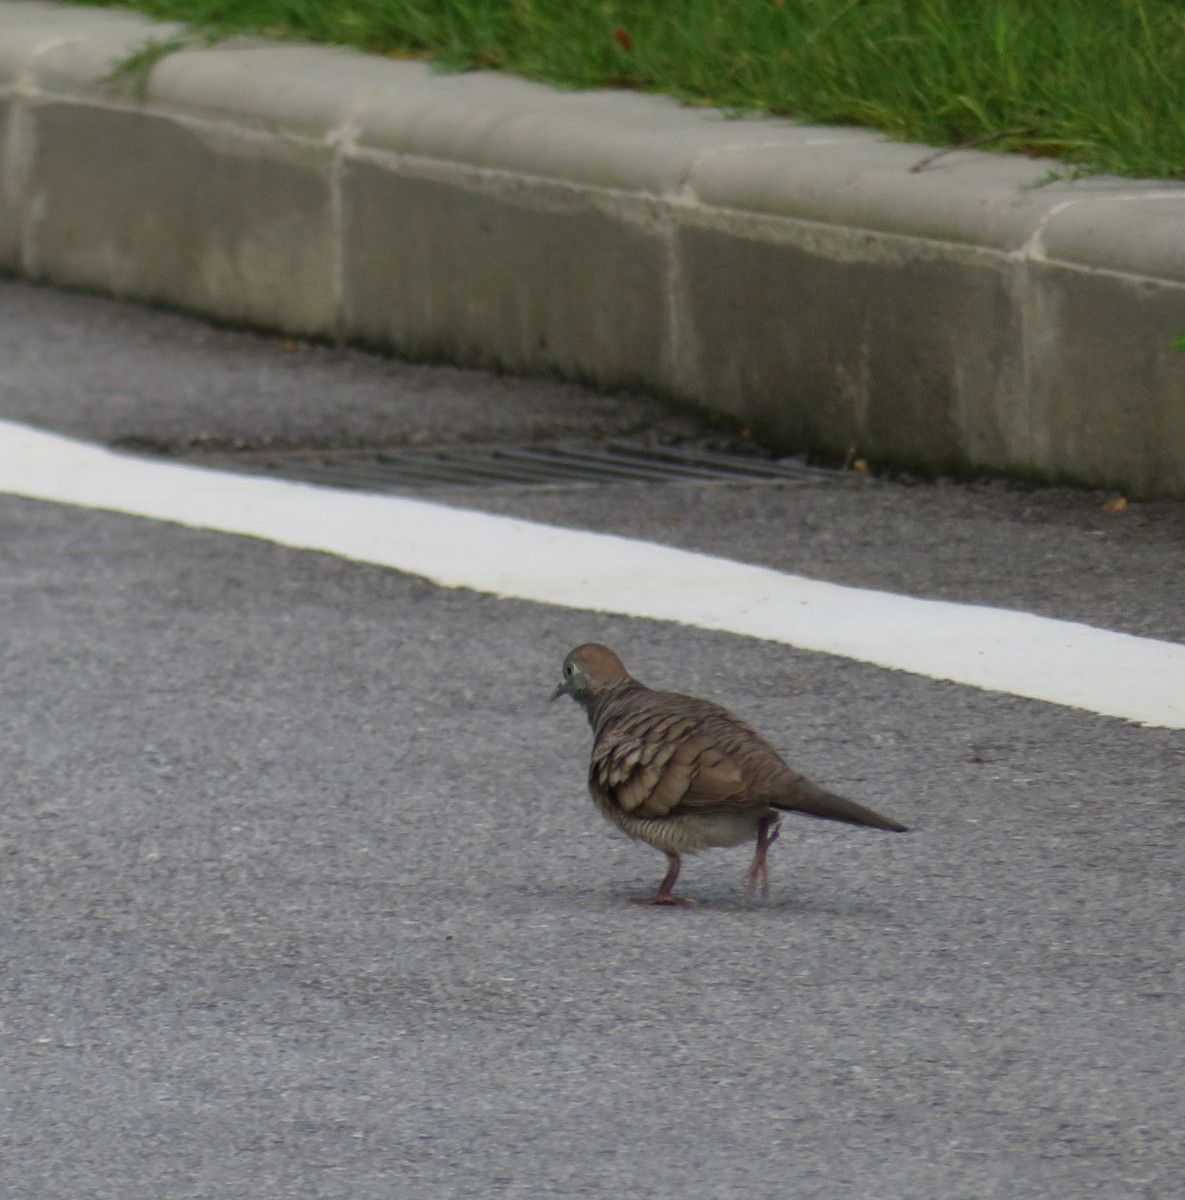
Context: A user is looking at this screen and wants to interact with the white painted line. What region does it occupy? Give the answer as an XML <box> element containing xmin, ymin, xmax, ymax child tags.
<box><xmin>2</xmin><ymin>418</ymin><xmax>1182</xmax><ymax>728</ymax></box>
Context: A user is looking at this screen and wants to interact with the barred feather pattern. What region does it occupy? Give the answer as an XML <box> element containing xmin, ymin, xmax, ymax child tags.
<box><xmin>579</xmin><ymin>679</ymin><xmax>905</xmax><ymax>853</ymax></box>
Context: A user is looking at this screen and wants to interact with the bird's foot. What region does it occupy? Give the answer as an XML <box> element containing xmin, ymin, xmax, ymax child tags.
<box><xmin>741</xmin><ymin>872</ymin><xmax>770</xmax><ymax>903</ymax></box>
<box><xmin>632</xmin><ymin>854</ymin><xmax>689</xmax><ymax>905</ymax></box>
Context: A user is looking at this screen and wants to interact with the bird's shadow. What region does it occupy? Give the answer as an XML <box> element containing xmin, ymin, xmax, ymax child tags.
<box><xmin>520</xmin><ymin>880</ymin><xmax>897</xmax><ymax>921</ymax></box>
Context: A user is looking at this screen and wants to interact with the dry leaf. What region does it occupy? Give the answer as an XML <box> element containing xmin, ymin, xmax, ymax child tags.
<box><xmin>1100</xmin><ymin>496</ymin><xmax>1127</xmax><ymax>513</ymax></box>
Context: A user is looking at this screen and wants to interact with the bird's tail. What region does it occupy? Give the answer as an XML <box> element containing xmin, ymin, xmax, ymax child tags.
<box><xmin>774</xmin><ymin>781</ymin><xmax>908</xmax><ymax>832</ymax></box>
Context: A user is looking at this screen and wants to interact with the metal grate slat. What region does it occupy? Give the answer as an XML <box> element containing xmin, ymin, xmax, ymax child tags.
<box><xmin>603</xmin><ymin>441</ymin><xmax>836</xmax><ymax>481</ymax></box>
<box><xmin>494</xmin><ymin>447</ymin><xmax>716</xmax><ymax>483</ymax></box>
<box><xmin>188</xmin><ymin>440</ymin><xmax>836</xmax><ymax>491</ymax></box>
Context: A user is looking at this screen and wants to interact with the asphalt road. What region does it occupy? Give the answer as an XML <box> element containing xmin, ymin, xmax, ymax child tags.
<box><xmin>1</xmin><ymin>280</ymin><xmax>1183</xmax><ymax>1198</ymax></box>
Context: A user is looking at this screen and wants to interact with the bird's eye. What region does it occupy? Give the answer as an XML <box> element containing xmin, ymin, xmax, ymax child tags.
<box><xmin>564</xmin><ymin>663</ymin><xmax>575</xmax><ymax>676</ymax></box>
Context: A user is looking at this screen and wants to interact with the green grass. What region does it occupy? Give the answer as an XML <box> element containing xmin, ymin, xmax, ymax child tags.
<box><xmin>75</xmin><ymin>0</ymin><xmax>1185</xmax><ymax>179</ymax></box>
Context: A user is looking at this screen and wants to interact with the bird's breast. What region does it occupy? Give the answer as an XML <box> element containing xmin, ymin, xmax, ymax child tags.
<box><xmin>589</xmin><ymin>786</ymin><xmax>765</xmax><ymax>855</ymax></box>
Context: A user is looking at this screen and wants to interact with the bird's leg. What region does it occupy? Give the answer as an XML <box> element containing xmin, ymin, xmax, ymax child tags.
<box><xmin>631</xmin><ymin>853</ymin><xmax>691</xmax><ymax>907</ymax></box>
<box><xmin>744</xmin><ymin>815</ymin><xmax>782</xmax><ymax>901</ymax></box>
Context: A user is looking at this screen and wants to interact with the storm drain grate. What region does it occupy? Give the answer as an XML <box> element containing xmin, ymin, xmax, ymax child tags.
<box><xmin>192</xmin><ymin>441</ymin><xmax>837</xmax><ymax>491</ymax></box>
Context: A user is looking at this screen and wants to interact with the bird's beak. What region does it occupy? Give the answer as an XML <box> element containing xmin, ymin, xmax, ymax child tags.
<box><xmin>550</xmin><ymin>679</ymin><xmax>568</xmax><ymax>702</ymax></box>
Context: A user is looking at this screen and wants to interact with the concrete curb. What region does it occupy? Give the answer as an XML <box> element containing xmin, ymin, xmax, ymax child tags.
<box><xmin>3</xmin><ymin>1</ymin><xmax>1184</xmax><ymax>495</ymax></box>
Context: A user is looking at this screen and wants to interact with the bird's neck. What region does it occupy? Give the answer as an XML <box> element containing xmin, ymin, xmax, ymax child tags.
<box><xmin>584</xmin><ymin>678</ymin><xmax>643</xmax><ymax>733</ymax></box>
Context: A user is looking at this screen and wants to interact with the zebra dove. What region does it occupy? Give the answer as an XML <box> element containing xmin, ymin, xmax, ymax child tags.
<box><xmin>551</xmin><ymin>643</ymin><xmax>907</xmax><ymax>905</ymax></box>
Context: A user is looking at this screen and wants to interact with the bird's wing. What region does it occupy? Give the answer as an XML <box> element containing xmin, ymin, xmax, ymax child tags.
<box><xmin>592</xmin><ymin>708</ymin><xmax>751</xmax><ymax>819</ymax></box>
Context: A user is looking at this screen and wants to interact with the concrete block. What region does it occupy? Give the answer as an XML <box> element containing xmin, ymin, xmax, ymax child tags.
<box><xmin>687</xmin><ymin>137</ymin><xmax>1136</xmax><ymax>253</ymax></box>
<box><xmin>0</xmin><ymin>2</ymin><xmax>164</xmax><ymax>87</ymax></box>
<box><xmin>22</xmin><ymin>101</ymin><xmax>336</xmax><ymax>334</ymax></box>
<box><xmin>341</xmin><ymin>160</ymin><xmax>671</xmax><ymax>385</ymax></box>
<box><xmin>672</xmin><ymin>215</ymin><xmax>1022</xmax><ymax>471</ymax></box>
<box><xmin>1024</xmin><ymin>260</ymin><xmax>1185</xmax><ymax>495</ymax></box>
<box><xmin>1039</xmin><ymin>192</ymin><xmax>1185</xmax><ymax>284</ymax></box>
<box><xmin>0</xmin><ymin>98</ymin><xmax>15</xmax><ymax>268</ymax></box>
<box><xmin>29</xmin><ymin>23</ymin><xmax>190</xmax><ymax>101</ymax></box>
<box><xmin>145</xmin><ymin>45</ymin><xmax>430</xmax><ymax>137</ymax></box>
<box><xmin>352</xmin><ymin>70</ymin><xmax>828</xmax><ymax>196</ymax></box>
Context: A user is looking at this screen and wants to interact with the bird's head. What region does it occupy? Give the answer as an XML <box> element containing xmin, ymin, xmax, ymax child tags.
<box><xmin>550</xmin><ymin>643</ymin><xmax>631</xmax><ymax>704</ymax></box>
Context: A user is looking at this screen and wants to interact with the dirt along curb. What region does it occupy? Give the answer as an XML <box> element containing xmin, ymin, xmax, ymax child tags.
<box><xmin>3</xmin><ymin>1</ymin><xmax>1184</xmax><ymax>495</ymax></box>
